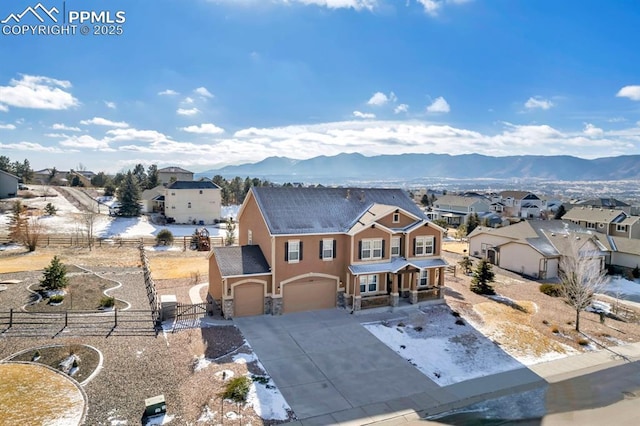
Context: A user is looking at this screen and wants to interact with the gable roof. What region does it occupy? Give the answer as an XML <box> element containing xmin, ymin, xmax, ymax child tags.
<box><xmin>499</xmin><ymin>190</ymin><xmax>538</xmax><ymax>200</ymax></box>
<box><xmin>563</xmin><ymin>207</ymin><xmax>627</xmax><ymax>223</ymax></box>
<box><xmin>158</xmin><ymin>166</ymin><xmax>193</xmax><ymax>174</ymax></box>
<box><xmin>167</xmin><ymin>180</ymin><xmax>220</xmax><ymax>190</ymax></box>
<box><xmin>577</xmin><ymin>198</ymin><xmax>630</xmax><ymax>208</ymax></box>
<box><xmin>250</xmin><ymin>187</ymin><xmax>425</xmax><ymax>235</ymax></box>
<box><xmin>0</xmin><ymin>169</ymin><xmax>19</xmax><ymax>180</ymax></box>
<box><xmin>212</xmin><ymin>245</ymin><xmax>270</xmax><ymax>277</ymax></box>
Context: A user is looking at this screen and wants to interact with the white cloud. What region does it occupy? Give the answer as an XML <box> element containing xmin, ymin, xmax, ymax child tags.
<box><xmin>104</xmin><ymin>101</ymin><xmax>116</xmax><ymax>109</ymax></box>
<box><xmin>181</xmin><ymin>123</ymin><xmax>225</xmax><ymax>134</ymax></box>
<box><xmin>0</xmin><ymin>141</ymin><xmax>66</xmax><ymax>153</ymax></box>
<box><xmin>353</xmin><ymin>111</ymin><xmax>376</xmax><ymax>119</ymax></box>
<box><xmin>177</xmin><ymin>108</ymin><xmax>200</xmax><ymax>116</ymax></box>
<box><xmin>194</xmin><ymin>87</ymin><xmax>214</xmax><ymax>98</ymax></box>
<box><xmin>367</xmin><ymin>92</ymin><xmax>391</xmax><ymax>106</ymax></box>
<box><xmin>524</xmin><ymin>96</ymin><xmax>554</xmax><ymax>110</ymax></box>
<box><xmin>106</xmin><ymin>128</ymin><xmax>171</xmax><ymax>143</ymax></box>
<box><xmin>0</xmin><ymin>74</ymin><xmax>78</xmax><ymax>111</ymax></box>
<box><xmin>583</xmin><ymin>123</ymin><xmax>604</xmax><ymax>137</ymax></box>
<box><xmin>616</xmin><ymin>85</ymin><xmax>640</xmax><ymax>101</ymax></box>
<box><xmin>0</xmin><ymin>124</ymin><xmax>16</xmax><ymax>130</ymax></box>
<box><xmin>52</xmin><ymin>123</ymin><xmax>81</xmax><ymax>132</ymax></box>
<box><xmin>426</xmin><ymin>97</ymin><xmax>450</xmax><ymax>113</ymax></box>
<box><xmin>608</xmin><ymin>117</ymin><xmax>626</xmax><ymax>123</ymax></box>
<box><xmin>59</xmin><ymin>134</ymin><xmax>111</xmax><ymax>150</ymax></box>
<box><xmin>416</xmin><ymin>0</ymin><xmax>470</xmax><ymax>16</ymax></box>
<box><xmin>158</xmin><ymin>89</ymin><xmax>179</xmax><ymax>96</ymax></box>
<box><xmin>182</xmin><ymin>97</ymin><xmax>195</xmax><ymax>104</ymax></box>
<box><xmin>394</xmin><ymin>104</ymin><xmax>409</xmax><ymax>114</ymax></box>
<box><xmin>80</xmin><ymin>117</ymin><xmax>129</xmax><ymax>128</ymax></box>
<box><xmin>0</xmin><ymin>104</ymin><xmax>8</xmax><ymax>112</ymax></box>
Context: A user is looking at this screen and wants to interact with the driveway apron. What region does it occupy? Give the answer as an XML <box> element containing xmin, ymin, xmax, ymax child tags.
<box><xmin>233</xmin><ymin>309</ymin><xmax>443</xmax><ymax>419</ymax></box>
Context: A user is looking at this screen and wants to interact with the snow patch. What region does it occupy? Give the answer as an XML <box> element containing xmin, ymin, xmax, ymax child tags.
<box><xmin>143</xmin><ymin>413</ymin><xmax>174</xmax><ymax>425</ymax></box>
<box><xmin>197</xmin><ymin>406</ymin><xmax>217</xmax><ymax>423</ymax></box>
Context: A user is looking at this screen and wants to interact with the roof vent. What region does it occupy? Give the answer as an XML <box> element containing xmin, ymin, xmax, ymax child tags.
<box><xmin>359</xmin><ymin>191</ymin><xmax>365</xmax><ymax>202</ymax></box>
<box><xmin>346</xmin><ymin>189</ymin><xmax>351</xmax><ymax>200</ymax></box>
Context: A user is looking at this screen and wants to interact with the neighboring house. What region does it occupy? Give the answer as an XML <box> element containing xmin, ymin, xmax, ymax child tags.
<box><xmin>431</xmin><ymin>194</ymin><xmax>491</xmax><ymax>226</ymax></box>
<box><xmin>468</xmin><ymin>220</ymin><xmax>607</xmax><ymax>280</ymax></box>
<box><xmin>0</xmin><ymin>169</ymin><xmax>19</xmax><ymax>199</ymax></box>
<box><xmin>598</xmin><ymin>236</ymin><xmax>640</xmax><ymax>270</ymax></box>
<box><xmin>208</xmin><ymin>187</ymin><xmax>448</xmax><ymax>318</ymax></box>
<box><xmin>164</xmin><ymin>181</ymin><xmax>221</xmax><ymax>224</ymax></box>
<box><xmin>140</xmin><ymin>185</ymin><xmax>166</xmax><ymax>214</ymax></box>
<box><xmin>496</xmin><ymin>191</ymin><xmax>545</xmax><ymax>218</ymax></box>
<box><xmin>562</xmin><ymin>207</ymin><xmax>640</xmax><ymax>239</ymax></box>
<box><xmin>575</xmin><ymin>198</ymin><xmax>632</xmax><ymax>215</ymax></box>
<box><xmin>33</xmin><ymin>168</ymin><xmax>69</xmax><ymax>185</ymax></box>
<box><xmin>157</xmin><ymin>167</ymin><xmax>193</xmax><ymax>184</ymax></box>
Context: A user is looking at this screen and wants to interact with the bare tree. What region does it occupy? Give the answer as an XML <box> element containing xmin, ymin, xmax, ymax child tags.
<box><xmin>82</xmin><ymin>210</ymin><xmax>98</xmax><ymax>251</ymax></box>
<box><xmin>558</xmin><ymin>235</ymin><xmax>609</xmax><ymax>332</ymax></box>
<box><xmin>23</xmin><ymin>217</ymin><xmax>45</xmax><ymax>252</ymax></box>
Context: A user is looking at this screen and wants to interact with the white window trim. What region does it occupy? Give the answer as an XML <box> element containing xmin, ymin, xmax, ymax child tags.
<box><xmin>322</xmin><ymin>239</ymin><xmax>333</xmax><ymax>261</ymax></box>
<box><xmin>359</xmin><ymin>274</ymin><xmax>379</xmax><ymax>294</ymax></box>
<box><xmin>417</xmin><ymin>270</ymin><xmax>429</xmax><ymax>288</ymax></box>
<box><xmin>392</xmin><ymin>212</ymin><xmax>400</xmax><ymax>223</ymax></box>
<box><xmin>616</xmin><ymin>224</ymin><xmax>627</xmax><ymax>232</ymax></box>
<box><xmin>391</xmin><ymin>237</ymin><xmax>400</xmax><ymax>257</ymax></box>
<box><xmin>288</xmin><ymin>240</ymin><xmax>300</xmax><ymax>263</ymax></box>
<box><xmin>415</xmin><ymin>236</ymin><xmax>434</xmax><ymax>257</ymax></box>
<box><xmin>361</xmin><ymin>239</ymin><xmax>383</xmax><ymax>260</ymax></box>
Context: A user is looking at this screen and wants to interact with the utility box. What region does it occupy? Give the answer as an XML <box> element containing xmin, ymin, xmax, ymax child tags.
<box><xmin>144</xmin><ymin>394</ymin><xmax>166</xmax><ymax>417</ymax></box>
<box><xmin>160</xmin><ymin>295</ymin><xmax>177</xmax><ymax>321</ymax></box>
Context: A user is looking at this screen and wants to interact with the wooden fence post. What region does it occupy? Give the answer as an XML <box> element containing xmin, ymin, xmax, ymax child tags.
<box><xmin>8</xmin><ymin>308</ymin><xmax>13</xmax><ymax>328</ymax></box>
<box><xmin>64</xmin><ymin>311</ymin><xmax>68</xmax><ymax>328</ymax></box>
<box><xmin>114</xmin><ymin>308</ymin><xmax>118</xmax><ymax>328</ymax></box>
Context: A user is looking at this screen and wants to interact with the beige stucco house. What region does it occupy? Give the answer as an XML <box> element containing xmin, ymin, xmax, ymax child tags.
<box><xmin>164</xmin><ymin>181</ymin><xmax>221</xmax><ymax>225</ymax></box>
<box><xmin>468</xmin><ymin>220</ymin><xmax>607</xmax><ymax>280</ymax></box>
<box><xmin>208</xmin><ymin>187</ymin><xmax>448</xmax><ymax>318</ymax></box>
<box><xmin>157</xmin><ymin>166</ymin><xmax>194</xmax><ymax>185</ymax></box>
<box><xmin>431</xmin><ymin>194</ymin><xmax>491</xmax><ymax>226</ymax></box>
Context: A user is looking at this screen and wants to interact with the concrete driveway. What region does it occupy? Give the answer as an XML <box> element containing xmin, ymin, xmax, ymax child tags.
<box><xmin>233</xmin><ymin>309</ymin><xmax>446</xmax><ymax>423</ymax></box>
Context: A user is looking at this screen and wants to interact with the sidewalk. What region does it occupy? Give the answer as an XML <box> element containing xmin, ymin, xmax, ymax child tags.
<box><xmin>292</xmin><ymin>341</ymin><xmax>640</xmax><ymax>425</ymax></box>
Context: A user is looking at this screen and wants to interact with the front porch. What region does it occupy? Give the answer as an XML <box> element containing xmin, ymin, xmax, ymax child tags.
<box><xmin>347</xmin><ymin>257</ymin><xmax>447</xmax><ymax>312</ymax></box>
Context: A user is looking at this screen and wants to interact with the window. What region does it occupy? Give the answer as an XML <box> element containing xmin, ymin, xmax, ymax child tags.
<box><xmin>360</xmin><ymin>239</ymin><xmax>383</xmax><ymax>260</ymax></box>
<box><xmin>248</xmin><ymin>230</ymin><xmax>253</xmax><ymax>245</ymax></box>
<box><xmin>359</xmin><ymin>274</ymin><xmax>378</xmax><ymax>294</ymax></box>
<box><xmin>321</xmin><ymin>239</ymin><xmax>334</xmax><ymax>260</ymax></box>
<box><xmin>286</xmin><ymin>240</ymin><xmax>301</xmax><ymax>263</ymax></box>
<box><xmin>586</xmin><ymin>222</ymin><xmax>596</xmax><ymax>229</ymax></box>
<box><xmin>414</xmin><ymin>236</ymin><xmax>434</xmax><ymax>256</ymax></box>
<box><xmin>187</xmin><ymin>202</ymin><xmax>192</xmax><ymax>209</ymax></box>
<box><xmin>617</xmin><ymin>224</ymin><xmax>628</xmax><ymax>232</ymax></box>
<box><xmin>199</xmin><ymin>190</ymin><xmax>203</xmax><ymax>194</ymax></box>
<box><xmin>392</xmin><ymin>212</ymin><xmax>400</xmax><ymax>223</ymax></box>
<box><xmin>417</xmin><ymin>270</ymin><xmax>429</xmax><ymax>287</ymax></box>
<box><xmin>391</xmin><ymin>237</ymin><xmax>401</xmax><ymax>257</ymax></box>
<box><xmin>171</xmin><ymin>192</ymin><xmax>175</xmax><ymax>196</ymax></box>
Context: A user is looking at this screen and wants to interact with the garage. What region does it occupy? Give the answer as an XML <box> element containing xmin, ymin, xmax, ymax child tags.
<box><xmin>233</xmin><ymin>282</ymin><xmax>265</xmax><ymax>317</ymax></box>
<box><xmin>282</xmin><ymin>278</ymin><xmax>336</xmax><ymax>314</ymax></box>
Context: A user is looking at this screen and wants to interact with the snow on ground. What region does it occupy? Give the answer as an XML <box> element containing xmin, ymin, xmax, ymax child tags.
<box><xmin>602</xmin><ymin>276</ymin><xmax>640</xmax><ymax>303</ymax></box>
<box><xmin>363</xmin><ymin>306</ymin><xmax>524</xmax><ymax>386</ymax></box>
<box><xmin>221</xmin><ymin>205</ymin><xmax>240</xmax><ymax>221</ymax></box>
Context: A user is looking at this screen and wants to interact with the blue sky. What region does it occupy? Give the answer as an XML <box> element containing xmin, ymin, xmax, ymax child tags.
<box><xmin>1</xmin><ymin>0</ymin><xmax>640</xmax><ymax>173</ymax></box>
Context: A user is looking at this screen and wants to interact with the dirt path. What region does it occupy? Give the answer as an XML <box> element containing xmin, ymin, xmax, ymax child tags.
<box><xmin>55</xmin><ymin>186</ymin><xmax>100</xmax><ymax>213</ymax></box>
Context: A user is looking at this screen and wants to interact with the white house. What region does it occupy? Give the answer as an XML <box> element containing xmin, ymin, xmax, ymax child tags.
<box><xmin>431</xmin><ymin>194</ymin><xmax>491</xmax><ymax>226</ymax></box>
<box><xmin>468</xmin><ymin>220</ymin><xmax>607</xmax><ymax>280</ymax></box>
<box><xmin>164</xmin><ymin>181</ymin><xmax>222</xmax><ymax>225</ymax></box>
<box><xmin>496</xmin><ymin>191</ymin><xmax>545</xmax><ymax>219</ymax></box>
<box><xmin>140</xmin><ymin>185</ymin><xmax>166</xmax><ymax>214</ymax></box>
<box><xmin>0</xmin><ymin>169</ymin><xmax>19</xmax><ymax>199</ymax></box>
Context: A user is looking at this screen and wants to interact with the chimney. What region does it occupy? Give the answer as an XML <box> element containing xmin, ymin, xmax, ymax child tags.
<box><xmin>346</xmin><ymin>189</ymin><xmax>351</xmax><ymax>200</ymax></box>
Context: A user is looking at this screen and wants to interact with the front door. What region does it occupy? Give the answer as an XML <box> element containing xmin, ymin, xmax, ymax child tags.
<box><xmin>487</xmin><ymin>249</ymin><xmax>497</xmax><ymax>265</ymax></box>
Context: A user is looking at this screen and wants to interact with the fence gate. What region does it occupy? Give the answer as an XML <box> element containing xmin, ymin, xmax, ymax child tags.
<box><xmin>175</xmin><ymin>302</ymin><xmax>208</xmax><ymax>320</ymax></box>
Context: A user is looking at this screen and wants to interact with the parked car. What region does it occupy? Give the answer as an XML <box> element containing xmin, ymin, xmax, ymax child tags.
<box><xmin>18</xmin><ymin>184</ymin><xmax>28</xmax><ymax>190</ymax></box>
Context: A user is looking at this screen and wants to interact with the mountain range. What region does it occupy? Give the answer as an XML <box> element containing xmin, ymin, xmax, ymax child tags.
<box><xmin>197</xmin><ymin>153</ymin><xmax>640</xmax><ymax>183</ymax></box>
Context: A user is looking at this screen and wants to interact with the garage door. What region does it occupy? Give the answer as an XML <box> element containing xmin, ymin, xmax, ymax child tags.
<box><xmin>283</xmin><ymin>279</ymin><xmax>336</xmax><ymax>314</ymax></box>
<box><xmin>234</xmin><ymin>282</ymin><xmax>264</xmax><ymax>317</ymax></box>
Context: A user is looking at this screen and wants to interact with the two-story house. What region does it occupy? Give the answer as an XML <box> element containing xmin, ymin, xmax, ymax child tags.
<box><xmin>157</xmin><ymin>166</ymin><xmax>194</xmax><ymax>185</ymax></box>
<box><xmin>208</xmin><ymin>187</ymin><xmax>447</xmax><ymax>318</ymax></box>
<box><xmin>562</xmin><ymin>207</ymin><xmax>640</xmax><ymax>239</ymax></box>
<box><xmin>431</xmin><ymin>194</ymin><xmax>491</xmax><ymax>226</ymax></box>
<box><xmin>497</xmin><ymin>191</ymin><xmax>545</xmax><ymax>218</ymax></box>
<box><xmin>164</xmin><ymin>181</ymin><xmax>222</xmax><ymax>225</ymax></box>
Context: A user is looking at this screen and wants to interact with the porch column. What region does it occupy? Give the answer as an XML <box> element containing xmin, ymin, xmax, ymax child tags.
<box><xmin>352</xmin><ymin>275</ymin><xmax>361</xmax><ymax>312</ymax></box>
<box><xmin>390</xmin><ymin>274</ymin><xmax>399</xmax><ymax>307</ymax></box>
<box><xmin>409</xmin><ymin>272</ymin><xmax>418</xmax><ymax>304</ymax></box>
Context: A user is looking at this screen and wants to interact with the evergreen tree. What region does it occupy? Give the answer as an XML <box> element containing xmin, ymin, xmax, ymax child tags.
<box><xmin>471</xmin><ymin>259</ymin><xmax>496</xmax><ymax>295</ymax></box>
<box><xmin>70</xmin><ymin>175</ymin><xmax>83</xmax><ymax>187</ymax></box>
<box><xmin>116</xmin><ymin>171</ymin><xmax>141</xmax><ymax>217</ymax></box>
<box><xmin>40</xmin><ymin>255</ymin><xmax>69</xmax><ymax>291</ymax></box>
<box><xmin>44</xmin><ymin>203</ymin><xmax>57</xmax><ymax>216</ymax></box>
<box><xmin>91</xmin><ymin>171</ymin><xmax>110</xmax><ymax>187</ymax></box>
<box><xmin>104</xmin><ymin>183</ymin><xmax>116</xmax><ymax>197</ymax></box>
<box><xmin>466</xmin><ymin>212</ymin><xmax>480</xmax><ymax>235</ymax></box>
<box><xmin>132</xmin><ymin>163</ymin><xmax>147</xmax><ymax>188</ymax></box>
<box><xmin>554</xmin><ymin>205</ymin><xmax>566</xmax><ymax>220</ymax></box>
<box><xmin>0</xmin><ymin>155</ymin><xmax>10</xmax><ymax>173</ymax></box>
<box><xmin>225</xmin><ymin>218</ymin><xmax>237</xmax><ymax>246</ymax></box>
<box><xmin>420</xmin><ymin>194</ymin><xmax>430</xmax><ymax>206</ymax></box>
<box><xmin>146</xmin><ymin>164</ymin><xmax>159</xmax><ymax>189</ymax></box>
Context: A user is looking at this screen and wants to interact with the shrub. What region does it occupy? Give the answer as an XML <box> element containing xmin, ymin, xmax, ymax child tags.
<box><xmin>542</xmin><ymin>319</ymin><xmax>549</xmax><ymax>325</ymax></box>
<box><xmin>252</xmin><ymin>375</ymin><xmax>269</xmax><ymax>385</ymax></box>
<box><xmin>32</xmin><ymin>350</ymin><xmax>41</xmax><ymax>361</ymax></box>
<box><xmin>220</xmin><ymin>376</ymin><xmax>251</xmax><ymax>404</ymax></box>
<box><xmin>539</xmin><ymin>283</ymin><xmax>562</xmax><ymax>297</ymax></box>
<box><xmin>633</xmin><ymin>265</ymin><xmax>640</xmax><ymax>279</ymax></box>
<box><xmin>49</xmin><ymin>295</ymin><xmax>64</xmax><ymax>304</ymax></box>
<box><xmin>72</xmin><ymin>359</ymin><xmax>78</xmax><ymax>368</ymax></box>
<box><xmin>155</xmin><ymin>229</ymin><xmax>174</xmax><ymax>246</ymax></box>
<box><xmin>44</xmin><ymin>203</ymin><xmax>57</xmax><ymax>216</ymax></box>
<box><xmin>577</xmin><ymin>338</ymin><xmax>590</xmax><ymax>346</ymax></box>
<box><xmin>21</xmin><ymin>191</ymin><xmax>36</xmax><ymax>199</ymax></box>
<box><xmin>551</xmin><ymin>325</ymin><xmax>559</xmax><ymax>333</ymax></box>
<box><xmin>99</xmin><ymin>296</ymin><xmax>115</xmax><ymax>308</ymax></box>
